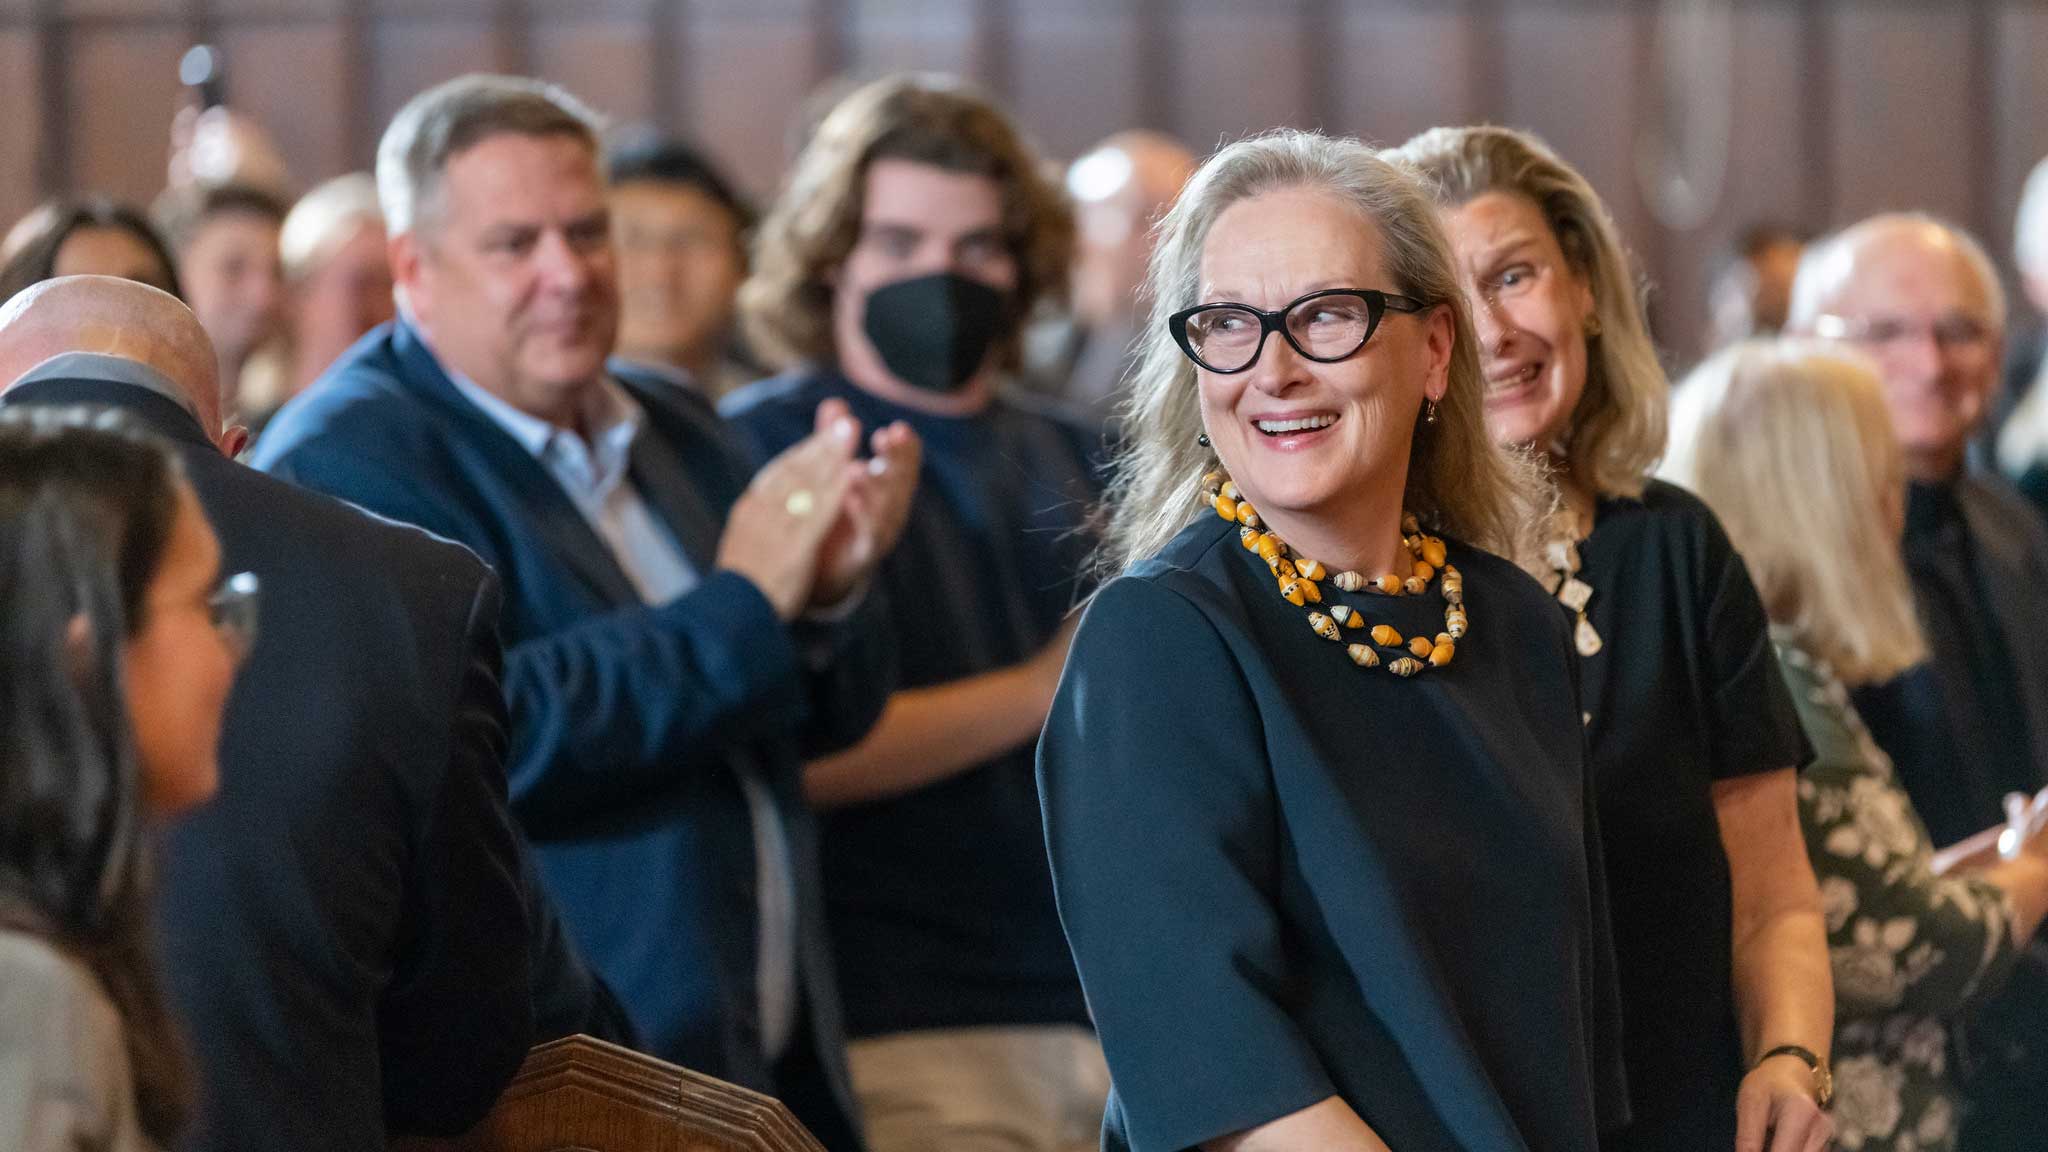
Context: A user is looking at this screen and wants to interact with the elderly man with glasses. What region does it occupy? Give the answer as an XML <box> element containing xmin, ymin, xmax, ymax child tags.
<box><xmin>1792</xmin><ymin>211</ymin><xmax>2048</xmax><ymax>1152</ymax></box>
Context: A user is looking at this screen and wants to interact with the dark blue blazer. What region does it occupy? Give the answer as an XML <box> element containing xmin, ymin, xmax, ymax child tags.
<box><xmin>252</xmin><ymin>322</ymin><xmax>892</xmax><ymax>1148</ymax></box>
<box><xmin>3</xmin><ymin>376</ymin><xmax>533</xmax><ymax>1150</ymax></box>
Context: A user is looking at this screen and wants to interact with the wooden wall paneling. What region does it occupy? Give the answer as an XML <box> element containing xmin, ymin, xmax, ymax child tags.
<box><xmin>216</xmin><ymin>19</ymin><xmax>353</xmax><ymax>189</ymax></box>
<box><xmin>364</xmin><ymin>6</ymin><xmax>515</xmax><ymax>147</ymax></box>
<box><xmin>205</xmin><ymin>0</ymin><xmax>344</xmax><ymax>17</ymax></box>
<box><xmin>1166</xmin><ymin>0</ymin><xmax>1314</xmax><ymax>153</ymax></box>
<box><xmin>0</xmin><ymin>28</ymin><xmax>44</xmax><ymax>226</ymax></box>
<box><xmin>1498</xmin><ymin>4</ymin><xmax>1644</xmax><ymax>256</ymax></box>
<box><xmin>1495</xmin><ymin>5</ymin><xmax>1664</xmax><ymax>342</ymax></box>
<box><xmin>1</xmin><ymin>0</ymin><xmax>2026</xmax><ymax>362</ymax></box>
<box><xmin>841</xmin><ymin>0</ymin><xmax>977</xmax><ymax>81</ymax></box>
<box><xmin>1989</xmin><ymin>3</ymin><xmax>2048</xmax><ymax>291</ymax></box>
<box><xmin>530</xmin><ymin>9</ymin><xmax>657</xmax><ymax>128</ymax></box>
<box><xmin>679</xmin><ymin>0</ymin><xmax>832</xmax><ymax>198</ymax></box>
<box><xmin>1003</xmin><ymin>0</ymin><xmax>1144</xmax><ymax>163</ymax></box>
<box><xmin>1966</xmin><ymin>0</ymin><xmax>1996</xmax><ymax>262</ymax></box>
<box><xmin>970</xmin><ymin>0</ymin><xmax>1007</xmax><ymax>101</ymax></box>
<box><xmin>57</xmin><ymin>0</ymin><xmax>180</xmax><ymax>20</ymax></box>
<box><xmin>1827</xmin><ymin>4</ymin><xmax>1973</xmax><ymax>230</ymax></box>
<box><xmin>1656</xmin><ymin>2</ymin><xmax>1807</xmax><ymax>366</ymax></box>
<box><xmin>1329</xmin><ymin>0</ymin><xmax>1479</xmax><ymax>148</ymax></box>
<box><xmin>66</xmin><ymin>22</ymin><xmax>189</xmax><ymax>205</ymax></box>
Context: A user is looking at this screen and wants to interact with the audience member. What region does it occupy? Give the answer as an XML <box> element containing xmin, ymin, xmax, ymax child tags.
<box><xmin>1398</xmin><ymin>124</ymin><xmax>1833</xmax><ymax>1152</ymax></box>
<box><xmin>1792</xmin><ymin>212</ymin><xmax>2048</xmax><ymax>1149</ymax></box>
<box><xmin>1705</xmin><ymin>222</ymin><xmax>1804</xmax><ymax>352</ymax></box>
<box><xmin>0</xmin><ymin>276</ymin><xmax>589</xmax><ymax>1150</ymax></box>
<box><xmin>166</xmin><ymin>105</ymin><xmax>292</xmax><ymax>205</ymax></box>
<box><xmin>0</xmin><ymin>407</ymin><xmax>239</xmax><ymax>1152</ymax></box>
<box><xmin>1045</xmin><ymin>128</ymin><xmax>1625</xmax><ymax>1152</ymax></box>
<box><xmin>278</xmin><ymin>173</ymin><xmax>394</xmax><ymax>403</ymax></box>
<box><xmin>1994</xmin><ymin>154</ymin><xmax>2048</xmax><ymax>467</ymax></box>
<box><xmin>1023</xmin><ymin>130</ymin><xmax>1192</xmax><ymax>416</ymax></box>
<box><xmin>726</xmin><ymin>75</ymin><xmax>1106</xmax><ymax>1152</ymax></box>
<box><xmin>252</xmin><ymin>74</ymin><xmax>921</xmax><ymax>1150</ymax></box>
<box><xmin>0</xmin><ymin>198</ymin><xmax>180</xmax><ymax>304</ymax></box>
<box><xmin>1669</xmin><ymin>338</ymin><xmax>2048</xmax><ymax>1152</ymax></box>
<box><xmin>152</xmin><ymin>183</ymin><xmax>287</xmax><ymax>419</ymax></box>
<box><xmin>607</xmin><ymin>133</ymin><xmax>758</xmax><ymax>397</ymax></box>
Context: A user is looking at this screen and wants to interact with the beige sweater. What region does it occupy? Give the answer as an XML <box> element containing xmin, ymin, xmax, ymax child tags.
<box><xmin>0</xmin><ymin>931</ymin><xmax>157</xmax><ymax>1152</ymax></box>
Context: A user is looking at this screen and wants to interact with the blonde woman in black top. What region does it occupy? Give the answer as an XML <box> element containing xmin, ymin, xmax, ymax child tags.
<box><xmin>1394</xmin><ymin>125</ymin><xmax>1833</xmax><ymax>1152</ymax></box>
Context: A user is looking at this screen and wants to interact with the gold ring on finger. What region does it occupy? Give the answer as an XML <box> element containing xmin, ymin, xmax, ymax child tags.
<box><xmin>785</xmin><ymin>488</ymin><xmax>816</xmax><ymax>518</ymax></box>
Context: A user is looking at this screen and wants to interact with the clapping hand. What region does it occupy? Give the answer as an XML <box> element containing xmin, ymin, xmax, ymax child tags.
<box><xmin>716</xmin><ymin>411</ymin><xmax>862</xmax><ymax>620</ymax></box>
<box><xmin>808</xmin><ymin>397</ymin><xmax>921</xmax><ymax>610</ymax></box>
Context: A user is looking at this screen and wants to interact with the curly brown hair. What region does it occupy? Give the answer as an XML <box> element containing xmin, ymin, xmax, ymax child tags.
<box><xmin>739</xmin><ymin>74</ymin><xmax>1074</xmax><ymax>373</ymax></box>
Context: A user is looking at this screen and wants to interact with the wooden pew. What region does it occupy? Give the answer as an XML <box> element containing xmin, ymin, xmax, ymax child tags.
<box><xmin>393</xmin><ymin>1034</ymin><xmax>827</xmax><ymax>1152</ymax></box>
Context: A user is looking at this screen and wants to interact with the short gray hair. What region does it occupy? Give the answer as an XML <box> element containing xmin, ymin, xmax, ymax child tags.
<box><xmin>280</xmin><ymin>172</ymin><xmax>381</xmax><ymax>281</ymax></box>
<box><xmin>375</xmin><ymin>73</ymin><xmax>605</xmax><ymax>237</ymax></box>
<box><xmin>1789</xmin><ymin>211</ymin><xmax>2008</xmax><ymax>333</ymax></box>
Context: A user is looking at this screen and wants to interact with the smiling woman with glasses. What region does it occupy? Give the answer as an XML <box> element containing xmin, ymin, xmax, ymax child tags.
<box><xmin>0</xmin><ymin>408</ymin><xmax>247</xmax><ymax>1151</ymax></box>
<box><xmin>1039</xmin><ymin>128</ymin><xmax>1626</xmax><ymax>1152</ymax></box>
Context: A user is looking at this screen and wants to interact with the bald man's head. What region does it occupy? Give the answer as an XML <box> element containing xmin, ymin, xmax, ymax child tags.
<box><xmin>0</xmin><ymin>275</ymin><xmax>232</xmax><ymax>448</ymax></box>
<box><xmin>1789</xmin><ymin>213</ymin><xmax>2006</xmax><ymax>481</ymax></box>
<box><xmin>1067</xmin><ymin>131</ymin><xmax>1196</xmax><ymax>326</ymax></box>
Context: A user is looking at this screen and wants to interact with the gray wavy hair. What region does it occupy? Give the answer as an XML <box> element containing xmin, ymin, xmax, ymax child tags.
<box><xmin>1100</xmin><ymin>129</ymin><xmax>1544</xmax><ymax>575</ymax></box>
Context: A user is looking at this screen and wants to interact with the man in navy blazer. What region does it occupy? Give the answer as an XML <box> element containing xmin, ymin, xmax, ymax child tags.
<box><xmin>253</xmin><ymin>76</ymin><xmax>917</xmax><ymax>1150</ymax></box>
<box><xmin>0</xmin><ymin>275</ymin><xmax>543</xmax><ymax>1151</ymax></box>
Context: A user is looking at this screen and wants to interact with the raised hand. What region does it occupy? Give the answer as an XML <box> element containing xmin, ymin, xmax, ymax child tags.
<box><xmin>716</xmin><ymin>411</ymin><xmax>861</xmax><ymax>620</ymax></box>
<box><xmin>810</xmin><ymin>398</ymin><xmax>922</xmax><ymax>609</ymax></box>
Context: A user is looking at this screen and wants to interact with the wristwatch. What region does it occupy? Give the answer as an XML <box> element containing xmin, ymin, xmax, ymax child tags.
<box><xmin>1755</xmin><ymin>1044</ymin><xmax>1833</xmax><ymax>1109</ymax></box>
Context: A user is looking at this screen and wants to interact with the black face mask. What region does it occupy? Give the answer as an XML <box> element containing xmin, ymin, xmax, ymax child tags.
<box><xmin>860</xmin><ymin>272</ymin><xmax>1012</xmax><ymax>394</ymax></box>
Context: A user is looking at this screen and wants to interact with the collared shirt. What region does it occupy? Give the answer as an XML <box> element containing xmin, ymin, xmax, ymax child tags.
<box><xmin>11</xmin><ymin>351</ymin><xmax>207</xmax><ymax>425</ymax></box>
<box><xmin>446</xmin><ymin>370</ymin><xmax>800</xmax><ymax>1061</ymax></box>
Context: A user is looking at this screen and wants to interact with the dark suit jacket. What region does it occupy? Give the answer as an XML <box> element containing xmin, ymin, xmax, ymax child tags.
<box><xmin>1957</xmin><ymin>473</ymin><xmax>2048</xmax><ymax>748</ymax></box>
<box><xmin>251</xmin><ymin>321</ymin><xmax>893</xmax><ymax>1148</ymax></box>
<box><xmin>2</xmin><ymin>376</ymin><xmax>533</xmax><ymax>1151</ymax></box>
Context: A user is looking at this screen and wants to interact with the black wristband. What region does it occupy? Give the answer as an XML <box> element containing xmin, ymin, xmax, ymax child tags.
<box><xmin>1754</xmin><ymin>1044</ymin><xmax>1832</xmax><ymax>1108</ymax></box>
<box><xmin>1754</xmin><ymin>1044</ymin><xmax>1821</xmax><ymax>1072</ymax></box>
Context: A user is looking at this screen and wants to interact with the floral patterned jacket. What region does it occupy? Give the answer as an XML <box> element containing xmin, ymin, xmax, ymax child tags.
<box><xmin>1781</xmin><ymin>643</ymin><xmax>2021</xmax><ymax>1152</ymax></box>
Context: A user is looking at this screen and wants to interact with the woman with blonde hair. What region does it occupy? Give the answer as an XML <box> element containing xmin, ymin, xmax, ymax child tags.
<box><xmin>1393</xmin><ymin>125</ymin><xmax>1834</xmax><ymax>1152</ymax></box>
<box><xmin>1038</xmin><ymin>127</ymin><xmax>1624</xmax><ymax>1151</ymax></box>
<box><xmin>1667</xmin><ymin>340</ymin><xmax>2048</xmax><ymax>1152</ymax></box>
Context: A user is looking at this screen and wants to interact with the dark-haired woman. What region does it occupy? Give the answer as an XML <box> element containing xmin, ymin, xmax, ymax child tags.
<box><xmin>0</xmin><ymin>198</ymin><xmax>182</xmax><ymax>305</ymax></box>
<box><xmin>0</xmin><ymin>410</ymin><xmax>250</xmax><ymax>1151</ymax></box>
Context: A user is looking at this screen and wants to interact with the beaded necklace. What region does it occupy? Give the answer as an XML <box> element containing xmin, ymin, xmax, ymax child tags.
<box><xmin>1542</xmin><ymin>524</ymin><xmax>1603</xmax><ymax>658</ymax></box>
<box><xmin>1200</xmin><ymin>469</ymin><xmax>1468</xmax><ymax>677</ymax></box>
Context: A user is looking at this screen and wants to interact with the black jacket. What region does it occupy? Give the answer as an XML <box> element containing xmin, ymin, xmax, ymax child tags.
<box><xmin>5</xmin><ymin>375</ymin><xmax>536</xmax><ymax>1150</ymax></box>
<box><xmin>253</xmin><ymin>321</ymin><xmax>896</xmax><ymax>1150</ymax></box>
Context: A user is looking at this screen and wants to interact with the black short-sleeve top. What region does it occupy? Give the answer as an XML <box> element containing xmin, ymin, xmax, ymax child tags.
<box><xmin>1575</xmin><ymin>480</ymin><xmax>1814</xmax><ymax>1147</ymax></box>
<box><xmin>1039</xmin><ymin>514</ymin><xmax>1627</xmax><ymax>1152</ymax></box>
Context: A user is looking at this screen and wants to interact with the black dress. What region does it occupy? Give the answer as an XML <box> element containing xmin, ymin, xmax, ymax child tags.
<box><xmin>1038</xmin><ymin>514</ymin><xmax>1626</xmax><ymax>1152</ymax></box>
<box><xmin>1576</xmin><ymin>481</ymin><xmax>1813</xmax><ymax>1151</ymax></box>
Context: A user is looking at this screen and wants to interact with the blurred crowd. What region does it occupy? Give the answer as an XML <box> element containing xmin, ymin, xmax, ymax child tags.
<box><xmin>7</xmin><ymin>60</ymin><xmax>2048</xmax><ymax>1152</ymax></box>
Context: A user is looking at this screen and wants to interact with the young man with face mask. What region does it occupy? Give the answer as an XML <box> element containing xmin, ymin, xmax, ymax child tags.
<box><xmin>724</xmin><ymin>75</ymin><xmax>1109</xmax><ymax>1152</ymax></box>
